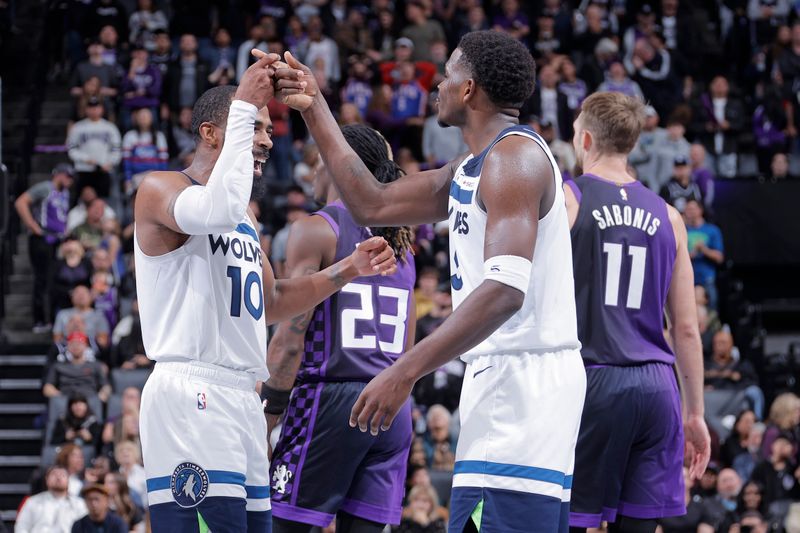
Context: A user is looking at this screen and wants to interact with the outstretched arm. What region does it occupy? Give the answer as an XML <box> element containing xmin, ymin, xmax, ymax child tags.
<box><xmin>666</xmin><ymin>205</ymin><xmax>711</xmax><ymax>480</ymax></box>
<box><xmin>349</xmin><ymin>136</ymin><xmax>553</xmax><ymax>434</ymax></box>
<box><xmin>275</xmin><ymin>51</ymin><xmax>461</xmax><ymax>227</ymax></box>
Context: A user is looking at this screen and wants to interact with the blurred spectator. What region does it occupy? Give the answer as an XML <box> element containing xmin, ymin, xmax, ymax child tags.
<box><xmin>304</xmin><ymin>16</ymin><xmax>341</xmax><ymax>91</ymax></box>
<box><xmin>708</xmin><ymin>468</ymin><xmax>743</xmax><ymax>529</ymax></box>
<box><xmin>334</xmin><ymin>6</ymin><xmax>373</xmax><ymax>63</ymax></box>
<box><xmin>55</xmin><ymin>443</ymin><xmax>86</xmax><ymax>497</ymax></box>
<box><xmin>70</xmin><ymin>76</ymin><xmax>113</xmax><ymax>129</ymax></box>
<box><xmin>660</xmin><ymin>467</ymin><xmax>719</xmax><ymax>532</ymax></box>
<box><xmin>53</xmin><ymin>285</ymin><xmax>110</xmax><ymax>349</ymax></box>
<box><xmin>538</xmin><ymin>119</ymin><xmax>576</xmax><ymax>178</ymax></box>
<box><xmin>71</xmin><ymin>484</ymin><xmax>127</xmax><ymax>533</ymax></box>
<box><xmin>99</xmin><ymin>220</ymin><xmax>124</xmax><ymax>280</ymax></box>
<box><xmin>597</xmin><ymin>60</ymin><xmax>644</xmax><ymax>101</ymax></box>
<box><xmin>102</xmin><ymin>387</ymin><xmax>141</xmax><ymax>451</ymax></box>
<box><xmin>116</xmin><ymin>303</ymin><xmax>150</xmax><ymax>370</ymax></box>
<box><xmin>753</xmin><ymin>83</ymin><xmax>791</xmax><ymax>174</ymax></box>
<box><xmin>91</xmin><ymin>248</ymin><xmax>115</xmax><ymax>288</ymax></box>
<box><xmin>401</xmin><ymin>0</ymin><xmax>445</xmax><ymax>63</ymax></box>
<box><xmin>423</xmin><ymin>405</ymin><xmax>456</xmax><ymax>471</ymax></box>
<box><xmin>14</xmin><ymin>164</ymin><xmax>75</xmax><ymax>332</ymax></box>
<box><xmin>573</xmin><ymin>5</ymin><xmax>614</xmax><ymax>60</ymax></box>
<box><xmin>121</xmin><ymin>107</ymin><xmax>168</xmax><ymax>194</ymax></box>
<box><xmin>236</xmin><ymin>23</ymin><xmax>268</xmax><ymax>83</ymax></box>
<box><xmin>520</xmin><ymin>63</ymin><xmax>572</xmax><ymax>141</ymax></box>
<box><xmin>368</xmin><ymin>9</ymin><xmax>397</xmax><ymax>62</ymax></box>
<box><xmin>70</xmin><ymin>42</ymin><xmax>118</xmax><ymax>99</ymax></box>
<box><xmin>113</xmin><ymin>441</ymin><xmax>147</xmax><ymax>506</ymax></box>
<box><xmin>750</xmin><ymin>434</ymin><xmax>800</xmax><ymax>506</ymax></box>
<box><xmin>149</xmin><ymin>29</ymin><xmax>172</xmax><ymax>77</ymax></box>
<box><xmin>695</xmin><ymin>462</ymin><xmax>721</xmax><ymax>499</ymax></box>
<box><xmin>557</xmin><ymin>58</ymin><xmax>587</xmax><ymax>113</ymax></box>
<box><xmin>52</xmin><ymin>394</ymin><xmax>102</xmax><ymax>447</ymax></box>
<box><xmin>689</xmin><ymin>144</ymin><xmax>715</xmax><ymax>212</ymax></box>
<box><xmin>690</xmin><ymin>75</ymin><xmax>746</xmax><ymax>178</ymax></box>
<box><xmin>684</xmin><ymin>200</ymin><xmax>725</xmax><ymax>310</ymax></box>
<box><xmin>414</xmin><ymin>266</ymin><xmax>439</xmax><ymax>319</ymax></box>
<box><xmin>697</xmin><ymin>302</ymin><xmax>721</xmax><ymax>357</ymax></box>
<box><xmin>771</xmin><ymin>152</ymin><xmax>791</xmax><ymax>179</ymax></box>
<box><xmin>379</xmin><ymin>38</ymin><xmax>438</xmax><ymax>93</ymax></box>
<box><xmin>168</xmin><ymin>106</ymin><xmax>195</xmax><ymax>167</ymax></box>
<box><xmin>422</xmin><ymin>92</ymin><xmax>467</xmax><ymax>168</ymax></box>
<box><xmin>659</xmin><ymin>156</ymin><xmax>702</xmax><ymax>213</ymax></box>
<box><xmin>749</xmin><ymin>0</ymin><xmax>790</xmax><ymax>46</ymax></box>
<box><xmin>127</xmin><ymin>0</ymin><xmax>167</xmax><ymax>52</ymax></box>
<box><xmin>164</xmin><ymin>34</ymin><xmax>209</xmax><ymax>115</ymax></box>
<box><xmin>733</xmin><ymin>423</ymin><xmax>767</xmax><ymax>483</ymax></box>
<box><xmin>341</xmin><ymin>55</ymin><xmax>374</xmax><ymax>118</ymax></box>
<box><xmin>71</xmin><ymin>198</ymin><xmax>108</xmax><ymax>252</ymax></box>
<box><xmin>628</xmin><ymin>37</ymin><xmax>678</xmax><ymax>120</ymax></box>
<box><xmin>705</xmin><ymin>329</ymin><xmax>765</xmax><ymax>420</ymax></box>
<box><xmin>103</xmin><ymin>472</ymin><xmax>145</xmax><ymax>532</ymax></box>
<box><xmin>492</xmin><ymin>0</ymin><xmax>530</xmax><ymax>44</ymax></box>
<box><xmin>530</xmin><ymin>14</ymin><xmax>562</xmax><ymax>62</ymax></box>
<box><xmin>270</xmin><ymin>203</ymin><xmax>310</xmax><ymax>279</ymax></box>
<box><xmin>67</xmin><ymin>186</ymin><xmax>116</xmax><ymax>234</ymax></box>
<box><xmin>83</xmin><ymin>0</ymin><xmax>127</xmax><ymax>44</ymax></box>
<box><xmin>760</xmin><ymin>393</ymin><xmax>800</xmax><ymax>460</ymax></box>
<box><xmin>43</xmin><ymin>331</ymin><xmax>111</xmax><ymax>402</ymax></box>
<box><xmin>629</xmin><ymin>105</ymin><xmax>666</xmax><ymax>190</ymax></box>
<box><xmin>67</xmin><ymin>97</ymin><xmax>122</xmax><ymax>199</ymax></box>
<box><xmin>454</xmin><ymin>5</ymin><xmax>489</xmax><ymax>45</ymax></box>
<box><xmin>293</xmin><ymin>143</ymin><xmax>319</xmax><ymax>197</ymax></box>
<box><xmin>394</xmin><ymin>484</ymin><xmax>447</xmax><ymax>533</ymax></box>
<box><xmin>119</xmin><ymin>46</ymin><xmax>162</xmax><ymax>131</ymax></box>
<box><xmin>98</xmin><ymin>25</ymin><xmax>123</xmax><ymax>70</ymax></box>
<box><xmin>723</xmin><ymin>409</ymin><xmax>758</xmax><ymax>467</ymax></box>
<box><xmin>84</xmin><ymin>457</ymin><xmax>111</xmax><ymax>487</ymax></box>
<box><xmin>267</xmin><ymin>90</ymin><xmax>293</xmax><ymax>184</ymax></box>
<box><xmin>655</xmin><ymin>120</ymin><xmax>692</xmax><ymax>191</ymax></box>
<box><xmin>14</xmin><ymin>466</ymin><xmax>87</xmax><ymax>533</ymax></box>
<box><xmin>623</xmin><ymin>4</ymin><xmax>658</xmax><ymax>73</ymax></box>
<box><xmin>205</xmin><ymin>27</ymin><xmax>235</xmax><ymax>80</ymax></box>
<box><xmin>51</xmin><ymin>242</ymin><xmax>93</xmax><ymax>320</ymax></box>
<box><xmin>90</xmin><ymin>271</ymin><xmax>118</xmax><ymax>331</ymax></box>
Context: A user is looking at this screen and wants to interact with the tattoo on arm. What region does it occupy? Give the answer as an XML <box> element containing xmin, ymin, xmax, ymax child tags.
<box><xmin>287</xmin><ymin>266</ymin><xmax>319</xmax><ymax>335</ymax></box>
<box><xmin>327</xmin><ymin>262</ymin><xmax>348</xmax><ymax>289</ymax></box>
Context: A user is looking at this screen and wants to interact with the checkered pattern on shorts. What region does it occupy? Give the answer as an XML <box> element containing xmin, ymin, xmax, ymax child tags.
<box><xmin>270</xmin><ymin>382</ymin><xmax>322</xmax><ymax>504</ymax></box>
<box><xmin>298</xmin><ymin>305</ymin><xmax>327</xmax><ymax>380</ymax></box>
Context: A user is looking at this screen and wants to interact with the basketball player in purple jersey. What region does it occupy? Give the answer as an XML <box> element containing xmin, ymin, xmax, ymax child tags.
<box><xmin>264</xmin><ymin>125</ymin><xmax>416</xmax><ymax>533</ymax></box>
<box><xmin>564</xmin><ymin>92</ymin><xmax>711</xmax><ymax>533</ymax></box>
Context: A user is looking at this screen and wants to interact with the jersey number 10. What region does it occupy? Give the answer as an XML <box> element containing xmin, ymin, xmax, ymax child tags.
<box><xmin>226</xmin><ymin>266</ymin><xmax>264</xmax><ymax>320</ymax></box>
<box><xmin>603</xmin><ymin>242</ymin><xmax>647</xmax><ymax>310</ymax></box>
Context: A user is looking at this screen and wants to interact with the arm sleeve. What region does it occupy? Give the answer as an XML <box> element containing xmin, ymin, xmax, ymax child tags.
<box><xmin>172</xmin><ymin>99</ymin><xmax>257</xmax><ymax>235</ymax></box>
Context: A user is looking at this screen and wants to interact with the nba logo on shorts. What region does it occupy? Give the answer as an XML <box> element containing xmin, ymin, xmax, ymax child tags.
<box><xmin>197</xmin><ymin>392</ymin><xmax>206</xmax><ymax>410</ymax></box>
<box><xmin>170</xmin><ymin>462</ymin><xmax>209</xmax><ymax>508</ymax></box>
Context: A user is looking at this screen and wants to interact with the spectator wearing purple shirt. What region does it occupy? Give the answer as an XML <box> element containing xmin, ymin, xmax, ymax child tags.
<box><xmin>690</xmin><ymin>144</ymin><xmax>716</xmax><ymax>213</ymax></box>
<box><xmin>492</xmin><ymin>0</ymin><xmax>530</xmax><ymax>44</ymax></box>
<box><xmin>557</xmin><ymin>58</ymin><xmax>588</xmax><ymax>112</ymax></box>
<box><xmin>597</xmin><ymin>60</ymin><xmax>645</xmax><ymax>101</ymax></box>
<box><xmin>119</xmin><ymin>45</ymin><xmax>162</xmax><ymax>130</ymax></box>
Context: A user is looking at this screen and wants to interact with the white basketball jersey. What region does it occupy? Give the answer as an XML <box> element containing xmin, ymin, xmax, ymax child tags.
<box><xmin>134</xmin><ymin>213</ymin><xmax>268</xmax><ymax>379</ymax></box>
<box><xmin>448</xmin><ymin>126</ymin><xmax>580</xmax><ymax>362</ymax></box>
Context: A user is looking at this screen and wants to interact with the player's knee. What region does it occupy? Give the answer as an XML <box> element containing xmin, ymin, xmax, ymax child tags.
<box><xmin>609</xmin><ymin>516</ymin><xmax>658</xmax><ymax>533</ymax></box>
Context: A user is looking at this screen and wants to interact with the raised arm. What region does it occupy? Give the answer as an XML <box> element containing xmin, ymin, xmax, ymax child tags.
<box><xmin>275</xmin><ymin>51</ymin><xmax>460</xmax><ymax>227</ymax></box>
<box><xmin>349</xmin><ymin>135</ymin><xmax>552</xmax><ymax>434</ymax></box>
<box><xmin>666</xmin><ymin>204</ymin><xmax>711</xmax><ymax>480</ymax></box>
<box><xmin>135</xmin><ymin>53</ymin><xmax>278</xmax><ymax>239</ymax></box>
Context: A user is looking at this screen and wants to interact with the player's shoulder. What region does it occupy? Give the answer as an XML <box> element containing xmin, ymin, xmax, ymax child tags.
<box><xmin>287</xmin><ymin>211</ymin><xmax>338</xmax><ymax>249</ymax></box>
<box><xmin>138</xmin><ymin>170</ymin><xmax>192</xmax><ymax>196</ymax></box>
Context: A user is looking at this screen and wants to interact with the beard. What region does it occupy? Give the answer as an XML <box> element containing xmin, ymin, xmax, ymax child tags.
<box><xmin>250</xmin><ymin>169</ymin><xmax>267</xmax><ymax>201</ymax></box>
<box><xmin>437</xmin><ymin>118</ymin><xmax>452</xmax><ymax>128</ymax></box>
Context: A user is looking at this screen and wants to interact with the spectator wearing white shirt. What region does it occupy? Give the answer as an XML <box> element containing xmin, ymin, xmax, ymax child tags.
<box><xmin>66</xmin><ymin>98</ymin><xmax>121</xmax><ymax>199</ymax></box>
<box><xmin>303</xmin><ymin>16</ymin><xmax>341</xmax><ymax>90</ymax></box>
<box><xmin>14</xmin><ymin>466</ymin><xmax>87</xmax><ymax>533</ymax></box>
<box><xmin>66</xmin><ymin>187</ymin><xmax>116</xmax><ymax>235</ymax></box>
<box><xmin>236</xmin><ymin>24</ymin><xmax>268</xmax><ymax>83</ymax></box>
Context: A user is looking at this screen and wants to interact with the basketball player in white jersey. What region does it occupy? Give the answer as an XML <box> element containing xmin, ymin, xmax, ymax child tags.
<box><xmin>133</xmin><ymin>52</ymin><xmax>398</xmax><ymax>532</ymax></box>
<box><xmin>274</xmin><ymin>31</ymin><xmax>586</xmax><ymax>532</ymax></box>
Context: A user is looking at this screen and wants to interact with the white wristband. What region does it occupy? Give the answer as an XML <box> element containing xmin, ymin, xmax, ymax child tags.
<box><xmin>484</xmin><ymin>255</ymin><xmax>532</xmax><ymax>295</ymax></box>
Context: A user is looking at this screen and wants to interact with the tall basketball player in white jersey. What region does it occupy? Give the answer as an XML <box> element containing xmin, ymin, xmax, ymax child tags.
<box><xmin>133</xmin><ymin>52</ymin><xmax>398</xmax><ymax>533</ymax></box>
<box><xmin>273</xmin><ymin>31</ymin><xmax>586</xmax><ymax>533</ymax></box>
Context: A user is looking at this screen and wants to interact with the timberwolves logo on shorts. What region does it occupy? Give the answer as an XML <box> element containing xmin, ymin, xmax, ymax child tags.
<box><xmin>170</xmin><ymin>462</ymin><xmax>209</xmax><ymax>508</ymax></box>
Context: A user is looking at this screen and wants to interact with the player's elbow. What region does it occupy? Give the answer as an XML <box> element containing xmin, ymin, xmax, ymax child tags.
<box><xmin>671</xmin><ymin>320</ymin><xmax>700</xmax><ymax>345</ymax></box>
<box><xmin>489</xmin><ymin>282</ymin><xmax>526</xmax><ymax>317</ymax></box>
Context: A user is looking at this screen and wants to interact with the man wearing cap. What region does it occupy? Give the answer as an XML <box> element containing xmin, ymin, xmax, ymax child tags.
<box><xmin>43</xmin><ymin>330</ymin><xmax>112</xmax><ymax>402</ymax></box>
<box><xmin>15</xmin><ymin>466</ymin><xmax>88</xmax><ymax>533</ymax></box>
<box><xmin>71</xmin><ymin>484</ymin><xmax>127</xmax><ymax>533</ymax></box>
<box><xmin>14</xmin><ymin>164</ymin><xmax>75</xmax><ymax>333</ymax></box>
<box><xmin>378</xmin><ymin>37</ymin><xmax>437</xmax><ymax>92</ymax></box>
<box><xmin>629</xmin><ymin>105</ymin><xmax>666</xmax><ymax>187</ymax></box>
<box><xmin>66</xmin><ymin>95</ymin><xmax>121</xmax><ymax>199</ymax></box>
<box><xmin>659</xmin><ymin>155</ymin><xmax>703</xmax><ymax>213</ymax></box>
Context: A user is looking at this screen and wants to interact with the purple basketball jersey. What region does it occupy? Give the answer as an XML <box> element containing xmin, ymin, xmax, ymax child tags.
<box><xmin>297</xmin><ymin>201</ymin><xmax>416</xmax><ymax>383</ymax></box>
<box><xmin>569</xmin><ymin>174</ymin><xmax>676</xmax><ymax>366</ymax></box>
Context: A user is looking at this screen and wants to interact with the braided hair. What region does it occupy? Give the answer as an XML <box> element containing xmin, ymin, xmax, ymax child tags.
<box><xmin>340</xmin><ymin>124</ymin><xmax>414</xmax><ymax>262</ymax></box>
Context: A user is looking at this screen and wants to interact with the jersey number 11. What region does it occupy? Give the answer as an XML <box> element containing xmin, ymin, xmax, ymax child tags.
<box><xmin>602</xmin><ymin>242</ymin><xmax>647</xmax><ymax>310</ymax></box>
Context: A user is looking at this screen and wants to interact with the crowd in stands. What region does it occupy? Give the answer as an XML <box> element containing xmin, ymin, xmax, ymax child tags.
<box><xmin>11</xmin><ymin>0</ymin><xmax>800</xmax><ymax>531</ymax></box>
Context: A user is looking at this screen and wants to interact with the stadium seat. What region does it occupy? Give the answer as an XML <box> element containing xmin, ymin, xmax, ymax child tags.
<box><xmin>106</xmin><ymin>394</ymin><xmax>122</xmax><ymax>421</ymax></box>
<box><xmin>790</xmin><ymin>154</ymin><xmax>800</xmax><ymax>178</ymax></box>
<box><xmin>429</xmin><ymin>469</ymin><xmax>454</xmax><ymax>507</ymax></box>
<box><xmin>111</xmin><ymin>368</ymin><xmax>152</xmax><ymax>393</ymax></box>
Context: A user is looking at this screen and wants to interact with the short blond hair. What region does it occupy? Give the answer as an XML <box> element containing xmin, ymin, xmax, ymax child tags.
<box><xmin>579</xmin><ymin>92</ymin><xmax>645</xmax><ymax>155</ymax></box>
<box><xmin>768</xmin><ymin>392</ymin><xmax>800</xmax><ymax>430</ymax></box>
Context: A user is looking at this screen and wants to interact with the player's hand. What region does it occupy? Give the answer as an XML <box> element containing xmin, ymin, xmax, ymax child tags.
<box><xmin>351</xmin><ymin>237</ymin><xmax>397</xmax><ymax>277</ymax></box>
<box><xmin>273</xmin><ymin>51</ymin><xmax>317</xmax><ymax>112</ymax></box>
<box><xmin>684</xmin><ymin>414</ymin><xmax>711</xmax><ymax>480</ymax></box>
<box><xmin>350</xmin><ymin>365</ymin><xmax>413</xmax><ymax>435</ymax></box>
<box><xmin>235</xmin><ymin>50</ymin><xmax>281</xmax><ymax>108</ymax></box>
